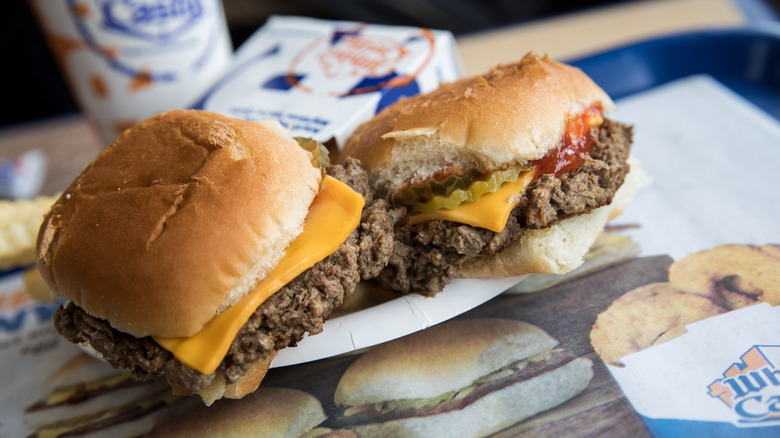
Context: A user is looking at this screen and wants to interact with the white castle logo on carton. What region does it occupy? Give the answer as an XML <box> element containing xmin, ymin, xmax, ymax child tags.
<box><xmin>277</xmin><ymin>25</ymin><xmax>434</xmax><ymax>97</ymax></box>
<box><xmin>708</xmin><ymin>345</ymin><xmax>780</xmax><ymax>424</ymax></box>
<box><xmin>96</xmin><ymin>0</ymin><xmax>204</xmax><ymax>41</ymax></box>
<box><xmin>193</xmin><ymin>16</ymin><xmax>461</xmax><ymax>146</ymax></box>
<box><xmin>317</xmin><ymin>31</ymin><xmax>407</xmax><ymax>79</ymax></box>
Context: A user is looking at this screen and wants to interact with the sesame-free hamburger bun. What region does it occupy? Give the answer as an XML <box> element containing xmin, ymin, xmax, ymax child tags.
<box><xmin>39</xmin><ymin>110</ymin><xmax>321</xmax><ymax>338</ymax></box>
<box><xmin>344</xmin><ymin>53</ymin><xmax>615</xmax><ymax>195</ymax></box>
<box><xmin>38</xmin><ymin>110</ymin><xmax>368</xmax><ymax>402</ymax></box>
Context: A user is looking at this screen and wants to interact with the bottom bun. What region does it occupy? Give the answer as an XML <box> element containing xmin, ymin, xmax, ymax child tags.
<box><xmin>195</xmin><ymin>353</ymin><xmax>277</xmax><ymax>405</ymax></box>
<box><xmin>458</xmin><ymin>156</ymin><xmax>646</xmax><ymax>278</ymax></box>
<box><xmin>348</xmin><ymin>358</ymin><xmax>593</xmax><ymax>438</ymax></box>
<box><xmin>77</xmin><ymin>322</ymin><xmax>276</xmax><ymax>406</ymax></box>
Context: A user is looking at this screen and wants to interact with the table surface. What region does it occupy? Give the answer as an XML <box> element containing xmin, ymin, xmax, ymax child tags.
<box><xmin>0</xmin><ymin>0</ymin><xmax>745</xmax><ymax>197</ymax></box>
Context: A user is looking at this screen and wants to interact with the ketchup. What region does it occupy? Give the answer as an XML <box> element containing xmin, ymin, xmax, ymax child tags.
<box><xmin>532</xmin><ymin>103</ymin><xmax>603</xmax><ymax>178</ymax></box>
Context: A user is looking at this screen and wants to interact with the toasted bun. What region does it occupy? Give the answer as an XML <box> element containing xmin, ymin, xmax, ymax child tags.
<box><xmin>457</xmin><ymin>156</ymin><xmax>647</xmax><ymax>278</ymax></box>
<box><xmin>342</xmin><ymin>53</ymin><xmax>615</xmax><ymax>194</ymax></box>
<box><xmin>334</xmin><ymin>318</ymin><xmax>557</xmax><ymax>406</ymax></box>
<box><xmin>147</xmin><ymin>387</ymin><xmax>327</xmax><ymax>437</ymax></box>
<box><xmin>346</xmin><ymin>358</ymin><xmax>592</xmax><ymax>438</ymax></box>
<box><xmin>36</xmin><ymin>110</ymin><xmax>321</xmax><ymax>338</ymax></box>
<box><xmin>195</xmin><ymin>353</ymin><xmax>276</xmax><ymax>405</ymax></box>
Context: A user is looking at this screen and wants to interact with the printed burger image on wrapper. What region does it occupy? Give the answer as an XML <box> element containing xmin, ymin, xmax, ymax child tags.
<box><xmin>590</xmin><ymin>244</ymin><xmax>780</xmax><ymax>437</ymax></box>
<box><xmin>193</xmin><ymin>15</ymin><xmax>462</xmax><ymax>149</ymax></box>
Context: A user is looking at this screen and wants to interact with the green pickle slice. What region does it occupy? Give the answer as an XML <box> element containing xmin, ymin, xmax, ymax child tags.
<box><xmin>294</xmin><ymin>137</ymin><xmax>330</xmax><ymax>168</ymax></box>
<box><xmin>395</xmin><ymin>165</ymin><xmax>531</xmax><ymax>214</ymax></box>
<box><xmin>393</xmin><ymin>169</ymin><xmax>479</xmax><ymax>206</ymax></box>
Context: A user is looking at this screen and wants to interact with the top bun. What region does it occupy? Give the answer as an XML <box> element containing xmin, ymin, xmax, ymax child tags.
<box><xmin>37</xmin><ymin>110</ymin><xmax>321</xmax><ymax>338</ymax></box>
<box><xmin>342</xmin><ymin>53</ymin><xmax>615</xmax><ymax>194</ymax></box>
<box><xmin>334</xmin><ymin>318</ymin><xmax>557</xmax><ymax>406</ymax></box>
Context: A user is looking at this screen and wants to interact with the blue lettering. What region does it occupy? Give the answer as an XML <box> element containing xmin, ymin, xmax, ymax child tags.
<box><xmin>769</xmin><ymin>395</ymin><xmax>780</xmax><ymax>413</ymax></box>
<box><xmin>724</xmin><ymin>377</ymin><xmax>749</xmax><ymax>398</ymax></box>
<box><xmin>131</xmin><ymin>3</ymin><xmax>148</xmax><ymax>24</ymax></box>
<box><xmin>745</xmin><ymin>372</ymin><xmax>769</xmax><ymax>392</ymax></box>
<box><xmin>735</xmin><ymin>396</ymin><xmax>766</xmax><ymax>419</ymax></box>
<box><xmin>734</xmin><ymin>395</ymin><xmax>780</xmax><ymax>422</ymax></box>
<box><xmin>31</xmin><ymin>303</ymin><xmax>59</xmax><ymax>323</ymax></box>
<box><xmin>724</xmin><ymin>373</ymin><xmax>771</xmax><ymax>398</ymax></box>
<box><xmin>0</xmin><ymin>301</ymin><xmax>60</xmax><ymax>333</ymax></box>
<box><xmin>109</xmin><ymin>0</ymin><xmax>203</xmax><ymax>26</ymax></box>
<box><xmin>764</xmin><ymin>367</ymin><xmax>780</xmax><ymax>386</ymax></box>
<box><xmin>0</xmin><ymin>312</ymin><xmax>26</xmax><ymax>332</ymax></box>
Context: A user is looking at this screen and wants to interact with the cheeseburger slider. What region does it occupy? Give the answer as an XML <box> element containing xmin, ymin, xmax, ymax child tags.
<box><xmin>37</xmin><ymin>110</ymin><xmax>393</xmax><ymax>403</ymax></box>
<box><xmin>342</xmin><ymin>52</ymin><xmax>641</xmax><ymax>295</ymax></box>
<box><xmin>333</xmin><ymin>318</ymin><xmax>593</xmax><ymax>437</ymax></box>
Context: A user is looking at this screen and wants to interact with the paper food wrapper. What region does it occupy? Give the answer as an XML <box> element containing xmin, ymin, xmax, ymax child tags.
<box><xmin>192</xmin><ymin>15</ymin><xmax>463</xmax><ymax>148</ymax></box>
<box><xmin>595</xmin><ymin>75</ymin><xmax>780</xmax><ymax>436</ymax></box>
<box><xmin>609</xmin><ymin>305</ymin><xmax>780</xmax><ymax>435</ymax></box>
<box><xmin>272</xmin><ymin>275</ymin><xmax>525</xmax><ymax>367</ymax></box>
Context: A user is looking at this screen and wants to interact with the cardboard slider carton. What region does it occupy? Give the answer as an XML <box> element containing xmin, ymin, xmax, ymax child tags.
<box><xmin>193</xmin><ymin>15</ymin><xmax>463</xmax><ymax>150</ymax></box>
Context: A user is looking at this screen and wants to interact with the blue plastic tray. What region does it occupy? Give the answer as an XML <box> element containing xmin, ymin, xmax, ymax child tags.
<box><xmin>568</xmin><ymin>26</ymin><xmax>780</xmax><ymax>121</ymax></box>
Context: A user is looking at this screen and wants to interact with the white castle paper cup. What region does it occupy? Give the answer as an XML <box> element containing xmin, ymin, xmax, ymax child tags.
<box><xmin>29</xmin><ymin>0</ymin><xmax>233</xmax><ymax>143</ymax></box>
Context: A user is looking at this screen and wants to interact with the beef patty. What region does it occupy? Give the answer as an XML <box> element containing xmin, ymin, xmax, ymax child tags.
<box><xmin>375</xmin><ymin>118</ymin><xmax>633</xmax><ymax>296</ymax></box>
<box><xmin>53</xmin><ymin>159</ymin><xmax>394</xmax><ymax>396</ymax></box>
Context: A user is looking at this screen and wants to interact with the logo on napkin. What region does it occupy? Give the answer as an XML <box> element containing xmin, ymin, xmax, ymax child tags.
<box><xmin>708</xmin><ymin>345</ymin><xmax>780</xmax><ymax>424</ymax></box>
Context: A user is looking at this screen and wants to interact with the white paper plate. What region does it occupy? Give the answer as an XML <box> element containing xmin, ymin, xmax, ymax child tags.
<box><xmin>271</xmin><ymin>276</ymin><xmax>525</xmax><ymax>367</ymax></box>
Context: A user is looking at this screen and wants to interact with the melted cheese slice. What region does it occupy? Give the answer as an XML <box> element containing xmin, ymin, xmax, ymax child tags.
<box><xmin>407</xmin><ymin>169</ymin><xmax>537</xmax><ymax>232</ymax></box>
<box><xmin>154</xmin><ymin>176</ymin><xmax>364</xmax><ymax>375</ymax></box>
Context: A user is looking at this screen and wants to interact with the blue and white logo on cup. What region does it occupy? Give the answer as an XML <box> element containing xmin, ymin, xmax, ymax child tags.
<box><xmin>97</xmin><ymin>0</ymin><xmax>204</xmax><ymax>42</ymax></box>
<box><xmin>68</xmin><ymin>0</ymin><xmax>223</xmax><ymax>82</ymax></box>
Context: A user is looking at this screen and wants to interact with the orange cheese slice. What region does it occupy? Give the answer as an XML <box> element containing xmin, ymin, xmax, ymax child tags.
<box><xmin>407</xmin><ymin>169</ymin><xmax>537</xmax><ymax>232</ymax></box>
<box><xmin>154</xmin><ymin>176</ymin><xmax>364</xmax><ymax>375</ymax></box>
